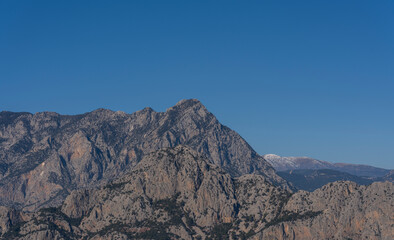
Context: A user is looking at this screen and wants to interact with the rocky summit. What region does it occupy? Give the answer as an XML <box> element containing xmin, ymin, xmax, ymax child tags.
<box><xmin>0</xmin><ymin>99</ymin><xmax>286</xmax><ymax>211</ymax></box>
<box><xmin>0</xmin><ymin>146</ymin><xmax>392</xmax><ymax>239</ymax></box>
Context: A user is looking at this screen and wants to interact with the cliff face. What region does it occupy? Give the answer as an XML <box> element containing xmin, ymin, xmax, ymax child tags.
<box><xmin>0</xmin><ymin>146</ymin><xmax>290</xmax><ymax>239</ymax></box>
<box><xmin>258</xmin><ymin>181</ymin><xmax>394</xmax><ymax>240</ymax></box>
<box><xmin>0</xmin><ymin>99</ymin><xmax>286</xmax><ymax>211</ymax></box>
<box><xmin>1</xmin><ymin>146</ymin><xmax>392</xmax><ymax>240</ymax></box>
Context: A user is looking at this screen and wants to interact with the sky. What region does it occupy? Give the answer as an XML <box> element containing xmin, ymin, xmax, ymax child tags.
<box><xmin>1</xmin><ymin>1</ymin><xmax>393</xmax><ymax>169</ymax></box>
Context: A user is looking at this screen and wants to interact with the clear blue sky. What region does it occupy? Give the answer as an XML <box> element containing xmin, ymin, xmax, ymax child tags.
<box><xmin>1</xmin><ymin>1</ymin><xmax>393</xmax><ymax>169</ymax></box>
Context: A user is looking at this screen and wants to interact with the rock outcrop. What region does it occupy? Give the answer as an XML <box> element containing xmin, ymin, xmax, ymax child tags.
<box><xmin>0</xmin><ymin>99</ymin><xmax>286</xmax><ymax>210</ymax></box>
<box><xmin>258</xmin><ymin>181</ymin><xmax>394</xmax><ymax>240</ymax></box>
<box><xmin>1</xmin><ymin>146</ymin><xmax>392</xmax><ymax>240</ymax></box>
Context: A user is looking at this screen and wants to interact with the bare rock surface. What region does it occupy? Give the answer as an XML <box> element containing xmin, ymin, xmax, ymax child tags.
<box><xmin>0</xmin><ymin>99</ymin><xmax>286</xmax><ymax>210</ymax></box>
<box><xmin>0</xmin><ymin>146</ymin><xmax>392</xmax><ymax>240</ymax></box>
<box><xmin>257</xmin><ymin>181</ymin><xmax>394</xmax><ymax>240</ymax></box>
<box><xmin>0</xmin><ymin>146</ymin><xmax>288</xmax><ymax>239</ymax></box>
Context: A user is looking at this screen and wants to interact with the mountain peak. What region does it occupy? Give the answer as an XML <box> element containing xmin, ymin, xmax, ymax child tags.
<box><xmin>175</xmin><ymin>98</ymin><xmax>202</xmax><ymax>106</ymax></box>
<box><xmin>0</xmin><ymin>99</ymin><xmax>289</xmax><ymax>211</ymax></box>
<box><xmin>168</xmin><ymin>98</ymin><xmax>206</xmax><ymax>111</ymax></box>
<box><xmin>263</xmin><ymin>154</ymin><xmax>281</xmax><ymax>159</ymax></box>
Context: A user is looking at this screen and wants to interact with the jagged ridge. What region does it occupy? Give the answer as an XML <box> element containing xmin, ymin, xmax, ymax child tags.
<box><xmin>0</xmin><ymin>99</ymin><xmax>287</xmax><ymax>211</ymax></box>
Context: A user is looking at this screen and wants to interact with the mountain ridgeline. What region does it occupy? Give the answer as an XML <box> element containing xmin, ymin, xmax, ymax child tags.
<box><xmin>264</xmin><ymin>154</ymin><xmax>393</xmax><ymax>191</ymax></box>
<box><xmin>0</xmin><ymin>99</ymin><xmax>393</xmax><ymax>240</ymax></box>
<box><xmin>264</xmin><ymin>154</ymin><xmax>390</xmax><ymax>177</ymax></box>
<box><xmin>0</xmin><ymin>99</ymin><xmax>286</xmax><ymax>211</ymax></box>
<box><xmin>277</xmin><ymin>169</ymin><xmax>374</xmax><ymax>192</ymax></box>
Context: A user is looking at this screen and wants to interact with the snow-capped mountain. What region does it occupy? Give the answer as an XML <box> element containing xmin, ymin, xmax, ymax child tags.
<box><xmin>264</xmin><ymin>154</ymin><xmax>391</xmax><ymax>177</ymax></box>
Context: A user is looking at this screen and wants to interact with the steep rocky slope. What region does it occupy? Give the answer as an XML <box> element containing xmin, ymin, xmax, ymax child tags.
<box><xmin>258</xmin><ymin>181</ymin><xmax>394</xmax><ymax>240</ymax></box>
<box><xmin>0</xmin><ymin>146</ymin><xmax>290</xmax><ymax>239</ymax></box>
<box><xmin>1</xmin><ymin>146</ymin><xmax>392</xmax><ymax>240</ymax></box>
<box><xmin>0</xmin><ymin>99</ymin><xmax>286</xmax><ymax>211</ymax></box>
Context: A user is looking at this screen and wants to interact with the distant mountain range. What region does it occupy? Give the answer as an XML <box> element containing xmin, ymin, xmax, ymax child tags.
<box><xmin>277</xmin><ymin>169</ymin><xmax>374</xmax><ymax>191</ymax></box>
<box><xmin>264</xmin><ymin>154</ymin><xmax>391</xmax><ymax>177</ymax></box>
<box><xmin>263</xmin><ymin>154</ymin><xmax>393</xmax><ymax>191</ymax></box>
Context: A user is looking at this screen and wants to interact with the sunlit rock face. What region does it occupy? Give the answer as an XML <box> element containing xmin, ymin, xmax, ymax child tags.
<box><xmin>0</xmin><ymin>99</ymin><xmax>287</xmax><ymax>211</ymax></box>
<box><xmin>258</xmin><ymin>181</ymin><xmax>394</xmax><ymax>240</ymax></box>
<box><xmin>1</xmin><ymin>146</ymin><xmax>392</xmax><ymax>239</ymax></box>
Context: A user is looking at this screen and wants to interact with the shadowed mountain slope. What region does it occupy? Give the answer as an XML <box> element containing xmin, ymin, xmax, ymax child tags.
<box><xmin>277</xmin><ymin>169</ymin><xmax>374</xmax><ymax>191</ymax></box>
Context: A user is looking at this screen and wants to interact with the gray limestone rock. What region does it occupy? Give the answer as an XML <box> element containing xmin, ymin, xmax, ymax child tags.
<box><xmin>1</xmin><ymin>146</ymin><xmax>391</xmax><ymax>240</ymax></box>
<box><xmin>0</xmin><ymin>99</ymin><xmax>287</xmax><ymax>211</ymax></box>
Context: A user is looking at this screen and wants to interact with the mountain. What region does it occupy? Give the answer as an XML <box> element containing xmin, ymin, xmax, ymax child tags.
<box><xmin>0</xmin><ymin>99</ymin><xmax>287</xmax><ymax>211</ymax></box>
<box><xmin>263</xmin><ymin>154</ymin><xmax>332</xmax><ymax>171</ymax></box>
<box><xmin>331</xmin><ymin>163</ymin><xmax>391</xmax><ymax>178</ymax></box>
<box><xmin>264</xmin><ymin>154</ymin><xmax>391</xmax><ymax>177</ymax></box>
<box><xmin>257</xmin><ymin>180</ymin><xmax>393</xmax><ymax>240</ymax></box>
<box><xmin>265</xmin><ymin>154</ymin><xmax>392</xmax><ymax>191</ymax></box>
<box><xmin>1</xmin><ymin>146</ymin><xmax>392</xmax><ymax>239</ymax></box>
<box><xmin>277</xmin><ymin>169</ymin><xmax>374</xmax><ymax>191</ymax></box>
<box><xmin>1</xmin><ymin>99</ymin><xmax>392</xmax><ymax>239</ymax></box>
